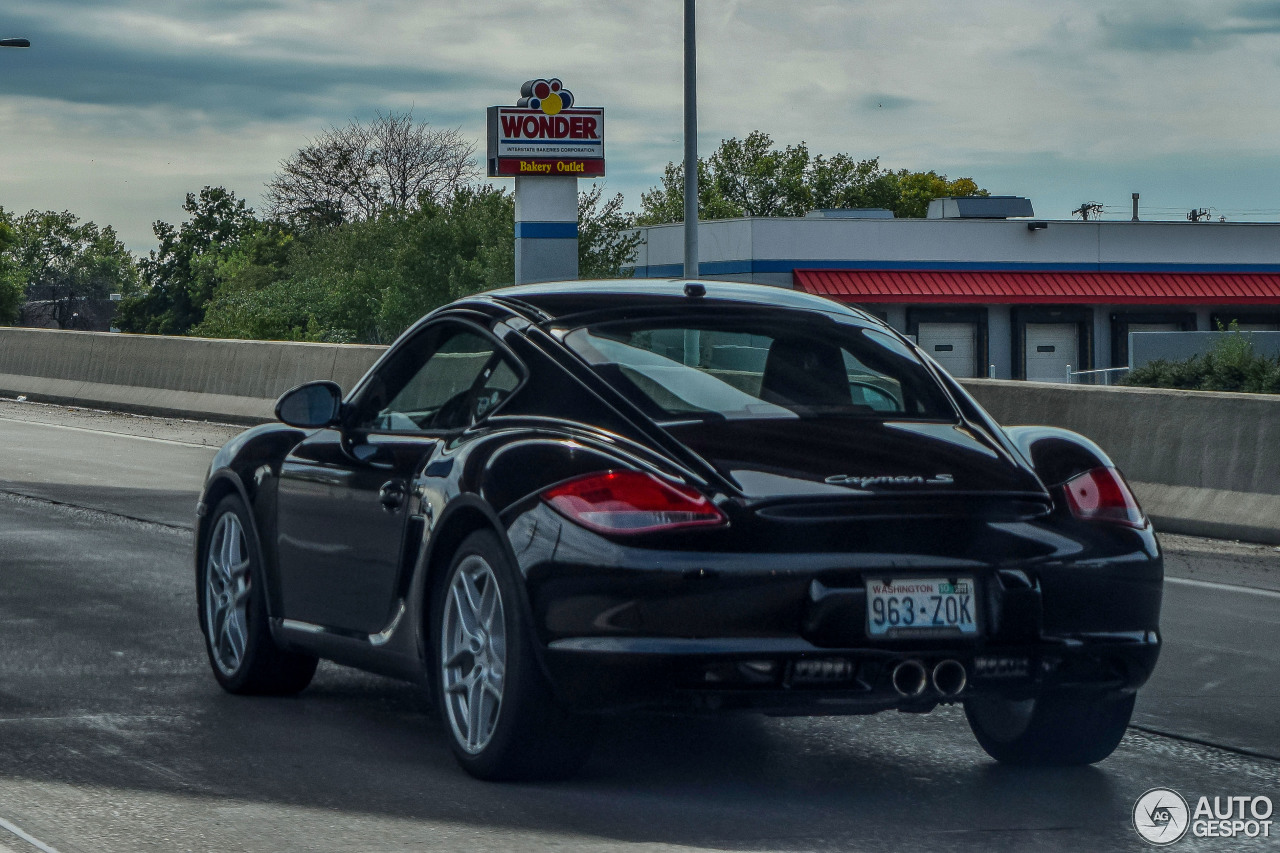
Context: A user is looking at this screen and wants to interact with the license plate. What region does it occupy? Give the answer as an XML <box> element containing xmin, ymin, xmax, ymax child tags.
<box><xmin>866</xmin><ymin>577</ymin><xmax>978</xmax><ymax>637</ymax></box>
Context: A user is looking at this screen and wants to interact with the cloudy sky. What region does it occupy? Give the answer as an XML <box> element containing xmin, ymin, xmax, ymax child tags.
<box><xmin>2</xmin><ymin>0</ymin><xmax>1280</xmax><ymax>251</ymax></box>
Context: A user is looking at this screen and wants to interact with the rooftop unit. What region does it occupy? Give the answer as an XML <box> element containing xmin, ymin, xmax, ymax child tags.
<box><xmin>927</xmin><ymin>196</ymin><xmax>1035</xmax><ymax>220</ymax></box>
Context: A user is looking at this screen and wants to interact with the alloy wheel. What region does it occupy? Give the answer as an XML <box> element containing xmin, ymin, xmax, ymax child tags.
<box><xmin>440</xmin><ymin>554</ymin><xmax>508</xmax><ymax>754</ymax></box>
<box><xmin>205</xmin><ymin>512</ymin><xmax>251</xmax><ymax>676</ymax></box>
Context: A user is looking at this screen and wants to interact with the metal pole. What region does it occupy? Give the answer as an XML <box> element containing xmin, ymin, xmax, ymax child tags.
<box><xmin>683</xmin><ymin>0</ymin><xmax>699</xmax><ymax>279</ymax></box>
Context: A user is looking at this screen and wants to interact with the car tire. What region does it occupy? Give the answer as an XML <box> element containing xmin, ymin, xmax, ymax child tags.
<box><xmin>432</xmin><ymin>529</ymin><xmax>595</xmax><ymax>781</ymax></box>
<box><xmin>964</xmin><ymin>690</ymin><xmax>1135</xmax><ymax>765</ymax></box>
<box><xmin>199</xmin><ymin>494</ymin><xmax>318</xmax><ymax>695</ymax></box>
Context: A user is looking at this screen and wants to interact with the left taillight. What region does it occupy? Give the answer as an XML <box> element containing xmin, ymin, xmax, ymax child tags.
<box><xmin>541</xmin><ymin>470</ymin><xmax>728</xmax><ymax>535</ymax></box>
<box><xmin>1062</xmin><ymin>466</ymin><xmax>1145</xmax><ymax>529</ymax></box>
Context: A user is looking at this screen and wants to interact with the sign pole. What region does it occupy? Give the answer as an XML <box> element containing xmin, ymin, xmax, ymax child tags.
<box><xmin>683</xmin><ymin>0</ymin><xmax>699</xmax><ymax>280</ymax></box>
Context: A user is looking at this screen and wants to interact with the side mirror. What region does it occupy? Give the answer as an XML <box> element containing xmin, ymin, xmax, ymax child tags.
<box><xmin>275</xmin><ymin>381</ymin><xmax>343</xmax><ymax>429</ymax></box>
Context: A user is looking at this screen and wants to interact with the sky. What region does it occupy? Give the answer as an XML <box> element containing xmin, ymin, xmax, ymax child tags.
<box><xmin>3</xmin><ymin>0</ymin><xmax>1280</xmax><ymax>253</ymax></box>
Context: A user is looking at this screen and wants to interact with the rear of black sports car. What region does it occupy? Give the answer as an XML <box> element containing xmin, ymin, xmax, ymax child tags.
<box><xmin>491</xmin><ymin>286</ymin><xmax>1161</xmax><ymax>763</ymax></box>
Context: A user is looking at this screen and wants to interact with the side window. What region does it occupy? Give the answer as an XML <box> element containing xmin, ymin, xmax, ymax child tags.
<box><xmin>356</xmin><ymin>324</ymin><xmax>518</xmax><ymax>432</ymax></box>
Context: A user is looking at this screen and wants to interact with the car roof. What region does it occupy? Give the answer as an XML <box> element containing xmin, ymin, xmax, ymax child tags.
<box><xmin>477</xmin><ymin>279</ymin><xmax>877</xmax><ymax>326</ymax></box>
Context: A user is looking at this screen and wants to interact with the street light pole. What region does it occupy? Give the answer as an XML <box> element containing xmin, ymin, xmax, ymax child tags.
<box><xmin>0</xmin><ymin>38</ymin><xmax>30</xmax><ymax>48</ymax></box>
<box><xmin>683</xmin><ymin>0</ymin><xmax>698</xmax><ymax>280</ymax></box>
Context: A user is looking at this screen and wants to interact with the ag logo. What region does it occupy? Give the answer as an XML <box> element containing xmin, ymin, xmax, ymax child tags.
<box><xmin>1134</xmin><ymin>788</ymin><xmax>1190</xmax><ymax>845</ymax></box>
<box><xmin>518</xmin><ymin>78</ymin><xmax>574</xmax><ymax>115</ymax></box>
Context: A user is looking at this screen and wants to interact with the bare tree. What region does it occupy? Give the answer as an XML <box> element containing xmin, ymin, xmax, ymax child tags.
<box><xmin>266</xmin><ymin>111</ymin><xmax>478</xmax><ymax>227</ymax></box>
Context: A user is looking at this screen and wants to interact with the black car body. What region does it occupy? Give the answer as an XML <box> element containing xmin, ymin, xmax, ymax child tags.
<box><xmin>195</xmin><ymin>280</ymin><xmax>1161</xmax><ymax>779</ymax></box>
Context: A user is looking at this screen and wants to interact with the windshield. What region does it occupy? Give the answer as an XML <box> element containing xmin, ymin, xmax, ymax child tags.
<box><xmin>563</xmin><ymin>315</ymin><xmax>956</xmax><ymax>423</ymax></box>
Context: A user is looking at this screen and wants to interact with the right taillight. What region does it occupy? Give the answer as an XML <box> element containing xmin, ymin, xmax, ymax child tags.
<box><xmin>1062</xmin><ymin>467</ymin><xmax>1145</xmax><ymax>528</ymax></box>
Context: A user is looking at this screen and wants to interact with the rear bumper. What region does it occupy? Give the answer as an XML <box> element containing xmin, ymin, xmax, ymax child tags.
<box><xmin>542</xmin><ymin>630</ymin><xmax>1161</xmax><ymax>714</ymax></box>
<box><xmin>510</xmin><ymin>504</ymin><xmax>1163</xmax><ymax>714</ymax></box>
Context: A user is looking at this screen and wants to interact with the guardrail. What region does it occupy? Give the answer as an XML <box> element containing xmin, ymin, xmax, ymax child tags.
<box><xmin>1</xmin><ymin>327</ymin><xmax>1275</xmax><ymax>544</ymax></box>
<box><xmin>1066</xmin><ymin>366</ymin><xmax>1130</xmax><ymax>386</ymax></box>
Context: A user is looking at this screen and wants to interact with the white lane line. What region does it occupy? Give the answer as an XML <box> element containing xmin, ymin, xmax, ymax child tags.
<box><xmin>0</xmin><ymin>415</ymin><xmax>218</xmax><ymax>449</ymax></box>
<box><xmin>1166</xmin><ymin>575</ymin><xmax>1280</xmax><ymax>599</ymax></box>
<box><xmin>0</xmin><ymin>817</ymin><xmax>61</xmax><ymax>853</ymax></box>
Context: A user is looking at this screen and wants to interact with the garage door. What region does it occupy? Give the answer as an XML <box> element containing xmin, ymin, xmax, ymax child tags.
<box><xmin>917</xmin><ymin>322</ymin><xmax>977</xmax><ymax>378</ymax></box>
<box><xmin>1025</xmin><ymin>323</ymin><xmax>1079</xmax><ymax>382</ymax></box>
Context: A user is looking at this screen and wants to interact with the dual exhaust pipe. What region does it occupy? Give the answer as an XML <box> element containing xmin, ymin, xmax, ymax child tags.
<box><xmin>891</xmin><ymin>659</ymin><xmax>967</xmax><ymax>698</ymax></box>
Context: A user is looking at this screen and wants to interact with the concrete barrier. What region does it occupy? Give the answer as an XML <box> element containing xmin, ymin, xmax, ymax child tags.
<box><xmin>1</xmin><ymin>327</ymin><xmax>1274</xmax><ymax>542</ymax></box>
<box><xmin>962</xmin><ymin>379</ymin><xmax>1280</xmax><ymax>544</ymax></box>
<box><xmin>0</xmin><ymin>328</ymin><xmax>386</xmax><ymax>423</ymax></box>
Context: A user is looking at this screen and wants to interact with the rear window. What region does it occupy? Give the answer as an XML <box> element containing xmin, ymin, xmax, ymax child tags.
<box><xmin>563</xmin><ymin>316</ymin><xmax>955</xmax><ymax>423</ymax></box>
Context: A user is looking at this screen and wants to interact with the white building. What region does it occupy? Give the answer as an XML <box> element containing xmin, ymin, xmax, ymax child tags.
<box><xmin>626</xmin><ymin>199</ymin><xmax>1280</xmax><ymax>381</ymax></box>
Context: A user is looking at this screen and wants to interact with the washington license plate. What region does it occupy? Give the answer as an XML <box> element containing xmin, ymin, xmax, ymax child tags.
<box><xmin>866</xmin><ymin>577</ymin><xmax>978</xmax><ymax>637</ymax></box>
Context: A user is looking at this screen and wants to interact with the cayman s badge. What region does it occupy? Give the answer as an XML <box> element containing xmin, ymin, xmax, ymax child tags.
<box><xmin>825</xmin><ymin>473</ymin><xmax>955</xmax><ymax>488</ymax></box>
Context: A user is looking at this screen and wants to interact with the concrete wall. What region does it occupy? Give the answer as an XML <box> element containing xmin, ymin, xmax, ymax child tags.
<box><xmin>1</xmin><ymin>326</ymin><xmax>1275</xmax><ymax>543</ymax></box>
<box><xmin>961</xmin><ymin>379</ymin><xmax>1280</xmax><ymax>544</ymax></box>
<box><xmin>0</xmin><ymin>328</ymin><xmax>386</xmax><ymax>424</ymax></box>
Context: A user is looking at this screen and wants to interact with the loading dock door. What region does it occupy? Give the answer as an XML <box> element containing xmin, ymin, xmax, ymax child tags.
<box><xmin>1025</xmin><ymin>323</ymin><xmax>1079</xmax><ymax>382</ymax></box>
<box><xmin>917</xmin><ymin>322</ymin><xmax>977</xmax><ymax>378</ymax></box>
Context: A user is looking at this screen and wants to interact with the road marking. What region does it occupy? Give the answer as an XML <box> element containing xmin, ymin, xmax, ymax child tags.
<box><xmin>0</xmin><ymin>415</ymin><xmax>218</xmax><ymax>449</ymax></box>
<box><xmin>1165</xmin><ymin>575</ymin><xmax>1280</xmax><ymax>599</ymax></box>
<box><xmin>0</xmin><ymin>817</ymin><xmax>61</xmax><ymax>853</ymax></box>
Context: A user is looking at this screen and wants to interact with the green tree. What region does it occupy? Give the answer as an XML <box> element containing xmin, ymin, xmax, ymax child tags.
<box><xmin>1</xmin><ymin>210</ymin><xmax>139</xmax><ymax>327</ymax></box>
<box><xmin>577</xmin><ymin>185</ymin><xmax>641</xmax><ymax>279</ymax></box>
<box><xmin>116</xmin><ymin>187</ymin><xmax>256</xmax><ymax>335</ymax></box>
<box><xmin>196</xmin><ymin>183</ymin><xmax>637</xmax><ymax>344</ymax></box>
<box><xmin>637</xmin><ymin>131</ymin><xmax>987</xmax><ymax>223</ymax></box>
<box><xmin>0</xmin><ymin>209</ymin><xmax>21</xmax><ymax>323</ymax></box>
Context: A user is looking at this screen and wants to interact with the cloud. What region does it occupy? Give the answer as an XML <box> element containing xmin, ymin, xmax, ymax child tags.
<box><xmin>0</xmin><ymin>14</ymin><xmax>501</xmax><ymax>124</ymax></box>
<box><xmin>1098</xmin><ymin>2</ymin><xmax>1280</xmax><ymax>53</ymax></box>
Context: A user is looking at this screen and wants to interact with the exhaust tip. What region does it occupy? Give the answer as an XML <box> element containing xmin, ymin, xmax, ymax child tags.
<box><xmin>932</xmin><ymin>659</ymin><xmax>968</xmax><ymax>697</ymax></box>
<box><xmin>891</xmin><ymin>659</ymin><xmax>928</xmax><ymax>697</ymax></box>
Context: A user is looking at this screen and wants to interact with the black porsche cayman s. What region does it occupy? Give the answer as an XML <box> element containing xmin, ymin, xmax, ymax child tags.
<box><xmin>195</xmin><ymin>280</ymin><xmax>1161</xmax><ymax>780</ymax></box>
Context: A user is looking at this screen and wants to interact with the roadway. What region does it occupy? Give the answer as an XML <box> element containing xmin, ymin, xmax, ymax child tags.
<box><xmin>0</xmin><ymin>399</ymin><xmax>1277</xmax><ymax>852</ymax></box>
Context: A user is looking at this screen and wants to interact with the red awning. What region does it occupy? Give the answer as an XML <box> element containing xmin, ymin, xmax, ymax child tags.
<box><xmin>794</xmin><ymin>269</ymin><xmax>1280</xmax><ymax>305</ymax></box>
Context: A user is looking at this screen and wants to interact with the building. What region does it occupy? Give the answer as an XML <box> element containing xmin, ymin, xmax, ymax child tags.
<box><xmin>626</xmin><ymin>199</ymin><xmax>1280</xmax><ymax>380</ymax></box>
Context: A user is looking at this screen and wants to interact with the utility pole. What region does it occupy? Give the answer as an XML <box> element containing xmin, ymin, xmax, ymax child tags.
<box><xmin>683</xmin><ymin>0</ymin><xmax>698</xmax><ymax>279</ymax></box>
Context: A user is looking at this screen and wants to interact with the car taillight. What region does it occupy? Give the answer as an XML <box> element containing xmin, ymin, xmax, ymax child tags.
<box><xmin>541</xmin><ymin>470</ymin><xmax>727</xmax><ymax>534</ymax></box>
<box><xmin>1062</xmin><ymin>467</ymin><xmax>1145</xmax><ymax>528</ymax></box>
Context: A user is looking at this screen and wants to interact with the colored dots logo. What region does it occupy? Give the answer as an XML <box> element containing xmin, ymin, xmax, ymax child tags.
<box><xmin>518</xmin><ymin>78</ymin><xmax>574</xmax><ymax>115</ymax></box>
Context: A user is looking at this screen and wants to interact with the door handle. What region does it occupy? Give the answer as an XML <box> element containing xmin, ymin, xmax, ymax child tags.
<box><xmin>379</xmin><ymin>480</ymin><xmax>407</xmax><ymax>511</ymax></box>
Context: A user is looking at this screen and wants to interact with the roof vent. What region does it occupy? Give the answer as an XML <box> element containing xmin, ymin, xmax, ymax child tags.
<box><xmin>926</xmin><ymin>196</ymin><xmax>1034</xmax><ymax>220</ymax></box>
<box><xmin>805</xmin><ymin>208</ymin><xmax>895</xmax><ymax>220</ymax></box>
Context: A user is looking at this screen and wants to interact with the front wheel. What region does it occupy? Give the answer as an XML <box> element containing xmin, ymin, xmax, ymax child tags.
<box><xmin>199</xmin><ymin>494</ymin><xmax>318</xmax><ymax>695</ymax></box>
<box><xmin>433</xmin><ymin>530</ymin><xmax>594</xmax><ymax>781</ymax></box>
<box><xmin>964</xmin><ymin>691</ymin><xmax>1135</xmax><ymax>765</ymax></box>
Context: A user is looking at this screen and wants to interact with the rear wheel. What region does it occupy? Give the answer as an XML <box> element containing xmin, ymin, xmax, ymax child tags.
<box><xmin>433</xmin><ymin>530</ymin><xmax>594</xmax><ymax>781</ymax></box>
<box><xmin>199</xmin><ymin>494</ymin><xmax>317</xmax><ymax>695</ymax></box>
<box><xmin>964</xmin><ymin>691</ymin><xmax>1135</xmax><ymax>765</ymax></box>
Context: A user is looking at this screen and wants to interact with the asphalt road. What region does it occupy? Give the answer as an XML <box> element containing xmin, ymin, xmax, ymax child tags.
<box><xmin>0</xmin><ymin>400</ymin><xmax>1277</xmax><ymax>852</ymax></box>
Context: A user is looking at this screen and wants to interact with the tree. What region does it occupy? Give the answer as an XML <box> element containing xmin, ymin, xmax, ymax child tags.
<box><xmin>577</xmin><ymin>186</ymin><xmax>641</xmax><ymax>279</ymax></box>
<box><xmin>2</xmin><ymin>209</ymin><xmax>139</xmax><ymax>328</ymax></box>
<box><xmin>0</xmin><ymin>209</ymin><xmax>21</xmax><ymax>324</ymax></box>
<box><xmin>266</xmin><ymin>111</ymin><xmax>479</xmax><ymax>228</ymax></box>
<box><xmin>637</xmin><ymin>131</ymin><xmax>987</xmax><ymax>223</ymax></box>
<box><xmin>116</xmin><ymin>187</ymin><xmax>256</xmax><ymax>335</ymax></box>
